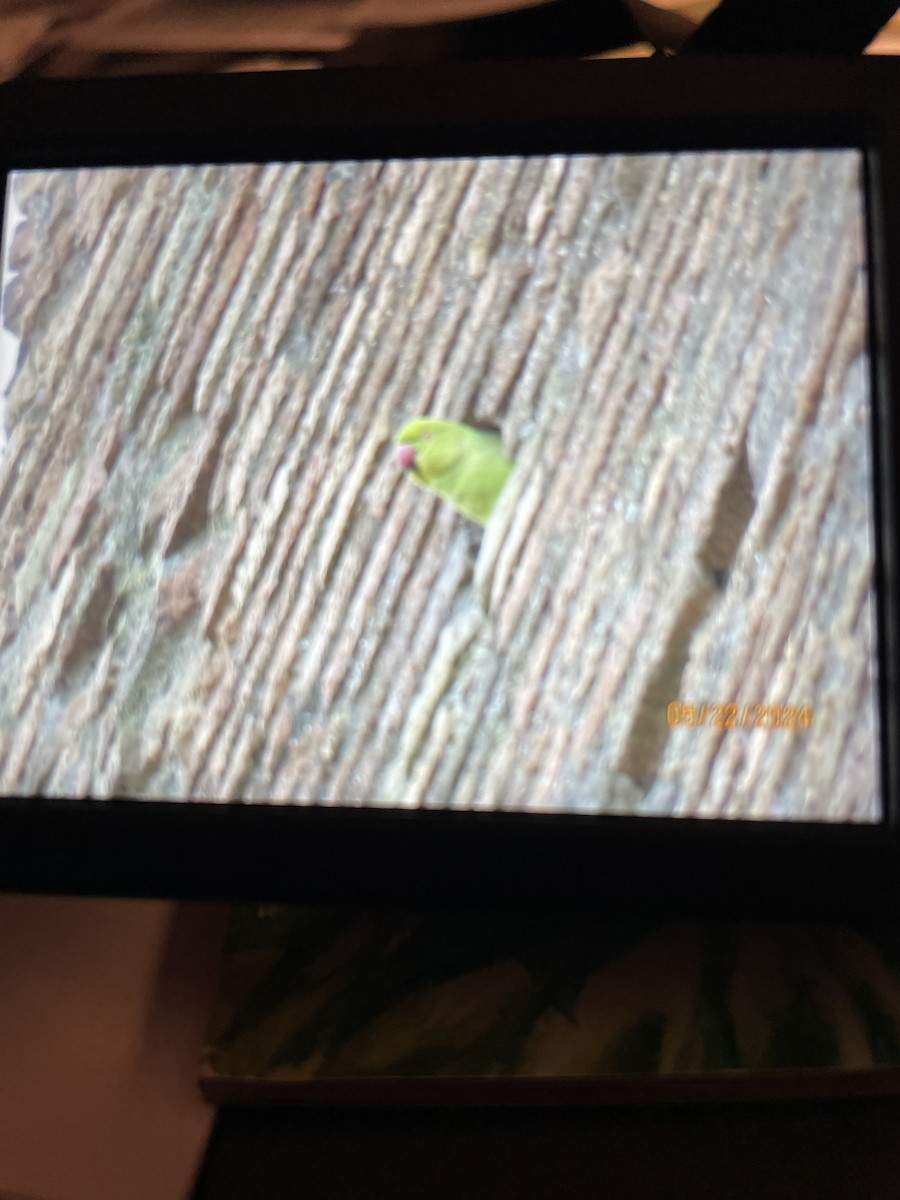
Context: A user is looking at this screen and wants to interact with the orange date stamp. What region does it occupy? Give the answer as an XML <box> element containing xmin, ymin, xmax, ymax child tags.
<box><xmin>667</xmin><ymin>702</ymin><xmax>814</xmax><ymax>731</ymax></box>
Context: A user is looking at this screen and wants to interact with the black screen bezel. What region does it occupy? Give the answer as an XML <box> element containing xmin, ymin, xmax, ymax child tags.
<box><xmin>1</xmin><ymin>56</ymin><xmax>898</xmax><ymax>918</ymax></box>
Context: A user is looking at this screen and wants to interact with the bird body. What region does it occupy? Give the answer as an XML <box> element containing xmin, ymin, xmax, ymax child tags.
<box><xmin>395</xmin><ymin>417</ymin><xmax>513</xmax><ymax>525</ymax></box>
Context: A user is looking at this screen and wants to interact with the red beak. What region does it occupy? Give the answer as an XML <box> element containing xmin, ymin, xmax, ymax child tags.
<box><xmin>396</xmin><ymin>443</ymin><xmax>416</xmax><ymax>470</ymax></box>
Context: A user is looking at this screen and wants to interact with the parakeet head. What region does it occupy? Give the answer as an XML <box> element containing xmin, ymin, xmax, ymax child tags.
<box><xmin>394</xmin><ymin>417</ymin><xmax>466</xmax><ymax>482</ymax></box>
<box><xmin>394</xmin><ymin>416</ymin><xmax>512</xmax><ymax>525</ymax></box>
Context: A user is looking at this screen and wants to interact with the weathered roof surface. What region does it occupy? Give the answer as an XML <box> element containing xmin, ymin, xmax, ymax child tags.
<box><xmin>0</xmin><ymin>149</ymin><xmax>878</xmax><ymax>820</ymax></box>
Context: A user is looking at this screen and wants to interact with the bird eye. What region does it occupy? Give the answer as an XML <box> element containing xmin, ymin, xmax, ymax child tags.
<box><xmin>420</xmin><ymin>431</ymin><xmax>432</xmax><ymax>440</ymax></box>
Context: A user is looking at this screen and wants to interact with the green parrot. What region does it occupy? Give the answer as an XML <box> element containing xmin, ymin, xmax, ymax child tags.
<box><xmin>394</xmin><ymin>417</ymin><xmax>513</xmax><ymax>526</ymax></box>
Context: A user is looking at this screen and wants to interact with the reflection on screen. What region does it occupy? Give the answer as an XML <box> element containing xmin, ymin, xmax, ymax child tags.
<box><xmin>0</xmin><ymin>151</ymin><xmax>881</xmax><ymax>821</ymax></box>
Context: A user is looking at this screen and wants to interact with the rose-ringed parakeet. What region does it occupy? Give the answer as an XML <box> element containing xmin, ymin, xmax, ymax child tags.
<box><xmin>395</xmin><ymin>417</ymin><xmax>513</xmax><ymax>525</ymax></box>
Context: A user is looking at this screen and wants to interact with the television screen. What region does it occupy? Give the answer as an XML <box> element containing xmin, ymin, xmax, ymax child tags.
<box><xmin>0</xmin><ymin>144</ymin><xmax>882</xmax><ymax>824</ymax></box>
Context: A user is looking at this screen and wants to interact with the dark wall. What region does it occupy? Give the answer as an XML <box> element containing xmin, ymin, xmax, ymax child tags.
<box><xmin>196</xmin><ymin>1097</ymin><xmax>900</xmax><ymax>1200</ymax></box>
